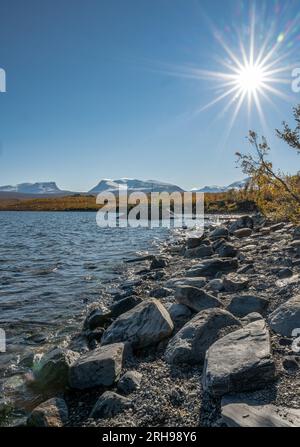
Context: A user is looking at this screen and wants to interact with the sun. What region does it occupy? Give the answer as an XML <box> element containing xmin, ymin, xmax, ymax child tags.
<box><xmin>235</xmin><ymin>63</ymin><xmax>266</xmax><ymax>94</ymax></box>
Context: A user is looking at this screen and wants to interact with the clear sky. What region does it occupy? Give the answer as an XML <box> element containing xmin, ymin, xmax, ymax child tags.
<box><xmin>0</xmin><ymin>0</ymin><xmax>299</xmax><ymax>191</ymax></box>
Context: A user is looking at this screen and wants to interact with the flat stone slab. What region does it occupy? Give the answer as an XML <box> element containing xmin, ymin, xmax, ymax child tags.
<box><xmin>203</xmin><ymin>320</ymin><xmax>275</xmax><ymax>397</ymax></box>
<box><xmin>221</xmin><ymin>396</ymin><xmax>300</xmax><ymax>427</ymax></box>
<box><xmin>69</xmin><ymin>343</ymin><xmax>124</xmax><ymax>389</ymax></box>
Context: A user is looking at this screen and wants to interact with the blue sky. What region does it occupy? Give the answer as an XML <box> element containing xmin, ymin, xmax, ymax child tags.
<box><xmin>0</xmin><ymin>0</ymin><xmax>299</xmax><ymax>191</ymax></box>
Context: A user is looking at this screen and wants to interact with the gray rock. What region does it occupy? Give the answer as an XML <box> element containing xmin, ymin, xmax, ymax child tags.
<box><xmin>184</xmin><ymin>245</ymin><xmax>214</xmax><ymax>259</ymax></box>
<box><xmin>186</xmin><ymin>236</ymin><xmax>207</xmax><ymax>249</ymax></box>
<box><xmin>165</xmin><ymin>277</ymin><xmax>207</xmax><ymax>289</ymax></box>
<box><xmin>282</xmin><ymin>355</ymin><xmax>300</xmax><ymax>374</ymax></box>
<box><xmin>186</xmin><ymin>258</ymin><xmax>238</xmax><ymax>278</ymax></box>
<box><xmin>241</xmin><ymin>312</ymin><xmax>264</xmax><ymax>324</ymax></box>
<box><xmin>229</xmin><ymin>216</ymin><xmax>254</xmax><ymax>233</ymax></box>
<box><xmin>227</xmin><ymin>295</ymin><xmax>268</xmax><ymax>317</ymax></box>
<box><xmin>165</xmin><ymin>308</ymin><xmax>240</xmax><ymax>365</ymax></box>
<box><xmin>69</xmin><ymin>343</ymin><xmax>124</xmax><ymax>389</ymax></box>
<box><xmin>293</xmin><ymin>227</ymin><xmax>300</xmax><ymax>240</ymax></box>
<box><xmin>101</xmin><ymin>298</ymin><xmax>174</xmax><ymax>349</ymax></box>
<box><xmin>221</xmin><ymin>396</ymin><xmax>300</xmax><ymax>427</ymax></box>
<box><xmin>83</xmin><ymin>306</ymin><xmax>112</xmax><ymax>330</ymax></box>
<box><xmin>90</xmin><ymin>391</ymin><xmax>132</xmax><ymax>419</ymax></box>
<box><xmin>35</xmin><ymin>348</ymin><xmax>79</xmax><ymax>389</ymax></box>
<box><xmin>175</xmin><ymin>285</ymin><xmax>222</xmax><ymax>312</ymax></box>
<box><xmin>27</xmin><ymin>398</ymin><xmax>68</xmax><ymax>427</ymax></box>
<box><xmin>216</xmin><ymin>242</ymin><xmax>238</xmax><ymax>258</ymax></box>
<box><xmin>277</xmin><ymin>268</ymin><xmax>293</xmax><ymax>279</ymax></box>
<box><xmin>234</xmin><ymin>228</ymin><xmax>253</xmax><ymax>238</ymax></box>
<box><xmin>150</xmin><ymin>257</ymin><xmax>168</xmax><ymax>270</ymax></box>
<box><xmin>223</xmin><ymin>274</ymin><xmax>249</xmax><ymax>292</ymax></box>
<box><xmin>167</xmin><ymin>303</ymin><xmax>192</xmax><ymax>323</ymax></box>
<box><xmin>268</xmin><ymin>295</ymin><xmax>300</xmax><ymax>336</ymax></box>
<box><xmin>117</xmin><ymin>371</ymin><xmax>142</xmax><ymax>394</ymax></box>
<box><xmin>110</xmin><ymin>296</ymin><xmax>142</xmax><ymax>318</ymax></box>
<box><xmin>149</xmin><ymin>287</ymin><xmax>172</xmax><ymax>298</ymax></box>
<box><xmin>270</xmin><ymin>222</ymin><xmax>286</xmax><ymax>232</ymax></box>
<box><xmin>207</xmin><ymin>278</ymin><xmax>224</xmax><ymax>292</ymax></box>
<box><xmin>203</xmin><ymin>320</ymin><xmax>275</xmax><ymax>396</ymax></box>
<box><xmin>209</xmin><ymin>226</ymin><xmax>229</xmax><ymax>240</ymax></box>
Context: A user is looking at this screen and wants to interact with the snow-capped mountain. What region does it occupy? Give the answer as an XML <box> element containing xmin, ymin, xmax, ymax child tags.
<box><xmin>193</xmin><ymin>178</ymin><xmax>250</xmax><ymax>193</ymax></box>
<box><xmin>0</xmin><ymin>182</ymin><xmax>66</xmax><ymax>195</ymax></box>
<box><xmin>89</xmin><ymin>178</ymin><xmax>184</xmax><ymax>194</ymax></box>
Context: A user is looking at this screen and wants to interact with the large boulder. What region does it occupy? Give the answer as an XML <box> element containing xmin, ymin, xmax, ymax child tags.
<box><xmin>165</xmin><ymin>309</ymin><xmax>240</xmax><ymax>365</ymax></box>
<box><xmin>221</xmin><ymin>395</ymin><xmax>300</xmax><ymax>427</ymax></box>
<box><xmin>268</xmin><ymin>295</ymin><xmax>300</xmax><ymax>336</ymax></box>
<box><xmin>34</xmin><ymin>348</ymin><xmax>79</xmax><ymax>389</ymax></box>
<box><xmin>90</xmin><ymin>391</ymin><xmax>132</xmax><ymax>419</ymax></box>
<box><xmin>27</xmin><ymin>398</ymin><xmax>68</xmax><ymax>427</ymax></box>
<box><xmin>227</xmin><ymin>295</ymin><xmax>268</xmax><ymax>317</ymax></box>
<box><xmin>228</xmin><ymin>216</ymin><xmax>254</xmax><ymax>234</ymax></box>
<box><xmin>203</xmin><ymin>320</ymin><xmax>275</xmax><ymax>397</ymax></box>
<box><xmin>186</xmin><ymin>258</ymin><xmax>238</xmax><ymax>278</ymax></box>
<box><xmin>175</xmin><ymin>285</ymin><xmax>222</xmax><ymax>312</ymax></box>
<box><xmin>69</xmin><ymin>343</ymin><xmax>124</xmax><ymax>389</ymax></box>
<box><xmin>101</xmin><ymin>298</ymin><xmax>174</xmax><ymax>349</ymax></box>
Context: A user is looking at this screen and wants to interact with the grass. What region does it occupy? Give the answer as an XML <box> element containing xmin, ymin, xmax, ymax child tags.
<box><xmin>0</xmin><ymin>192</ymin><xmax>257</xmax><ymax>213</ymax></box>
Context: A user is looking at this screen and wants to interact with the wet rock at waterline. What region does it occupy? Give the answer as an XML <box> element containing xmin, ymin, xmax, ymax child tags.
<box><xmin>101</xmin><ymin>298</ymin><xmax>174</xmax><ymax>349</ymax></box>
<box><xmin>110</xmin><ymin>295</ymin><xmax>142</xmax><ymax>318</ymax></box>
<box><xmin>83</xmin><ymin>305</ymin><xmax>112</xmax><ymax>331</ymax></box>
<box><xmin>34</xmin><ymin>348</ymin><xmax>79</xmax><ymax>389</ymax></box>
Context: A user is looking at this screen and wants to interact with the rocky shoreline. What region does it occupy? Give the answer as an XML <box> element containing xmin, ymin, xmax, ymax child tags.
<box><xmin>6</xmin><ymin>215</ymin><xmax>300</xmax><ymax>427</ymax></box>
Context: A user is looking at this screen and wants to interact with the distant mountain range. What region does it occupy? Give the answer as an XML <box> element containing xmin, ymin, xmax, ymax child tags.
<box><xmin>89</xmin><ymin>178</ymin><xmax>184</xmax><ymax>194</ymax></box>
<box><xmin>0</xmin><ymin>178</ymin><xmax>250</xmax><ymax>198</ymax></box>
<box><xmin>192</xmin><ymin>178</ymin><xmax>250</xmax><ymax>193</ymax></box>
<box><xmin>0</xmin><ymin>182</ymin><xmax>73</xmax><ymax>196</ymax></box>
